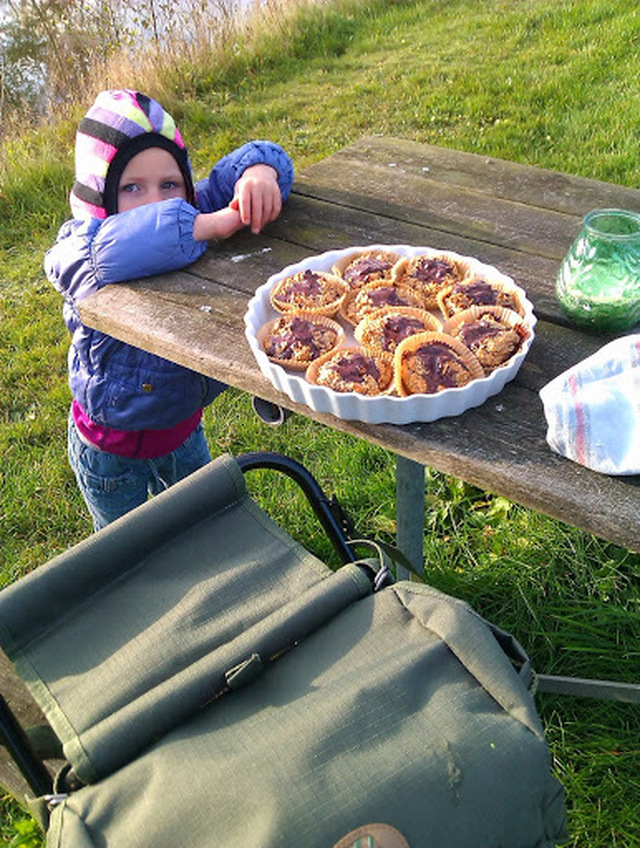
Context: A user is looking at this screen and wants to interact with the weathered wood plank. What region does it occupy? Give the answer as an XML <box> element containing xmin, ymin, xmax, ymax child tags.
<box><xmin>114</xmin><ymin>192</ymin><xmax>594</xmax><ymax>331</ymax></box>
<box><xmin>294</xmin><ymin>156</ymin><xmax>580</xmax><ymax>262</ymax></box>
<box><xmin>80</xmin><ymin>253</ymin><xmax>600</xmax><ymax>393</ymax></box>
<box><xmin>309</xmin><ymin>136</ymin><xmax>640</xmax><ymax>217</ymax></box>
<box><xmin>141</xmin><ymin>193</ymin><xmax>565</xmax><ymax>326</ymax></box>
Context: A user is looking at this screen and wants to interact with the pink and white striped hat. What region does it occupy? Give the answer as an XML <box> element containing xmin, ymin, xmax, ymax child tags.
<box><xmin>70</xmin><ymin>89</ymin><xmax>195</xmax><ymax>220</ymax></box>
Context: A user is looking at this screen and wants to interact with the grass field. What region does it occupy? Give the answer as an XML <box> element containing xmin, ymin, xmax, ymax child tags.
<box><xmin>1</xmin><ymin>0</ymin><xmax>639</xmax><ymax>844</ymax></box>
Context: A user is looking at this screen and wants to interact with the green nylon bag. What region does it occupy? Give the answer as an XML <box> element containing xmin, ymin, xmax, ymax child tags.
<box><xmin>0</xmin><ymin>455</ymin><xmax>567</xmax><ymax>847</ymax></box>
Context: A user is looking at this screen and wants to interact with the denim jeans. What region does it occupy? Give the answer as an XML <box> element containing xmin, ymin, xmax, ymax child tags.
<box><xmin>68</xmin><ymin>411</ymin><xmax>212</xmax><ymax>532</ymax></box>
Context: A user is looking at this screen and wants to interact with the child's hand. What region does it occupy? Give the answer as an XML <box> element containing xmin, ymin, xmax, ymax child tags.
<box><xmin>231</xmin><ymin>164</ymin><xmax>282</xmax><ymax>234</ymax></box>
<box><xmin>193</xmin><ymin>206</ymin><xmax>245</xmax><ymax>241</ymax></box>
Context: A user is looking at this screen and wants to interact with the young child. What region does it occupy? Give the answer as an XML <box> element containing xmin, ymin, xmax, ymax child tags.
<box><xmin>46</xmin><ymin>89</ymin><xmax>294</xmax><ymax>531</ymax></box>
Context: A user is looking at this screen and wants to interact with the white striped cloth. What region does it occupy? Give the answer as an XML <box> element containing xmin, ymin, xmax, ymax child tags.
<box><xmin>539</xmin><ymin>334</ymin><xmax>640</xmax><ymax>475</ymax></box>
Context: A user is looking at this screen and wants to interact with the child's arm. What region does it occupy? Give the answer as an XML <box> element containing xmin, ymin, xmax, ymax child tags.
<box><xmin>193</xmin><ymin>164</ymin><xmax>282</xmax><ymax>239</ymax></box>
<box><xmin>46</xmin><ymin>143</ymin><xmax>293</xmax><ymax>302</ymax></box>
<box><xmin>196</xmin><ymin>141</ymin><xmax>294</xmax><ymax>219</ymax></box>
<box><xmin>46</xmin><ymin>200</ymin><xmax>210</xmax><ymax>303</ymax></box>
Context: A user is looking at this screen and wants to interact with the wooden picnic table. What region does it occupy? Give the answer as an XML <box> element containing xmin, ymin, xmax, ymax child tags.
<box><xmin>2</xmin><ymin>138</ymin><xmax>640</xmax><ymax>803</ymax></box>
<box><xmin>78</xmin><ymin>136</ymin><xmax>640</xmax><ymax>554</ymax></box>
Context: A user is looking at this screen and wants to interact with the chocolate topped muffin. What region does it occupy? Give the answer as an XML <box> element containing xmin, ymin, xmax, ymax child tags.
<box><xmin>306</xmin><ymin>346</ymin><xmax>394</xmax><ymax>396</ymax></box>
<box><xmin>332</xmin><ymin>249</ymin><xmax>401</xmax><ymax>290</ymax></box>
<box><xmin>342</xmin><ymin>280</ymin><xmax>425</xmax><ymax>326</ymax></box>
<box><xmin>259</xmin><ymin>313</ymin><xmax>344</xmax><ymax>370</ymax></box>
<box><xmin>270</xmin><ymin>269</ymin><xmax>347</xmax><ymax>316</ymax></box>
<box><xmin>438</xmin><ymin>277</ymin><xmax>524</xmax><ymax>319</ymax></box>
<box><xmin>392</xmin><ymin>253</ymin><xmax>469</xmax><ymax>309</ymax></box>
<box><xmin>395</xmin><ymin>332</ymin><xmax>484</xmax><ymax>396</ymax></box>
<box><xmin>443</xmin><ymin>307</ymin><xmax>529</xmax><ymax>373</ymax></box>
<box><xmin>355</xmin><ymin>307</ymin><xmax>441</xmax><ymax>353</ymax></box>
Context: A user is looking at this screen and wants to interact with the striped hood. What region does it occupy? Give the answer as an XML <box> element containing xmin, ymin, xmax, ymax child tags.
<box><xmin>70</xmin><ymin>89</ymin><xmax>195</xmax><ymax>220</ymax></box>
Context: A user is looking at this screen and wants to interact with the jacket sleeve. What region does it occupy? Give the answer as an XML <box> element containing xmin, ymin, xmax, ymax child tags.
<box><xmin>195</xmin><ymin>140</ymin><xmax>295</xmax><ymax>213</ymax></box>
<box><xmin>45</xmin><ymin>199</ymin><xmax>208</xmax><ymax>304</ymax></box>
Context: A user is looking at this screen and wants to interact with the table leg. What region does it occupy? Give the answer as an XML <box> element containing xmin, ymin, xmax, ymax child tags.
<box><xmin>395</xmin><ymin>455</ymin><xmax>426</xmax><ymax>581</ymax></box>
<box><xmin>394</xmin><ymin>459</ymin><xmax>640</xmax><ymax>703</ymax></box>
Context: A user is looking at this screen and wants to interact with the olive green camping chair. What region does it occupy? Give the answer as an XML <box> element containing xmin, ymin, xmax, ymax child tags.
<box><xmin>0</xmin><ymin>452</ymin><xmax>567</xmax><ymax>848</ymax></box>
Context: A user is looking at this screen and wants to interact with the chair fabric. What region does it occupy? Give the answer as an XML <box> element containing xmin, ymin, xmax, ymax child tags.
<box><xmin>0</xmin><ymin>454</ymin><xmax>567</xmax><ymax>848</ymax></box>
<box><xmin>0</xmin><ymin>455</ymin><xmax>369</xmax><ymax>784</ymax></box>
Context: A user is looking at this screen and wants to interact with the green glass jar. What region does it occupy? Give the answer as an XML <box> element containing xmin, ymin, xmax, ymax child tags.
<box><xmin>555</xmin><ymin>208</ymin><xmax>640</xmax><ymax>332</ymax></box>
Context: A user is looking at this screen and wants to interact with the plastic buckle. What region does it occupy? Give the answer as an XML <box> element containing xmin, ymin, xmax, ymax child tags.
<box><xmin>44</xmin><ymin>793</ymin><xmax>69</xmax><ymax>808</ymax></box>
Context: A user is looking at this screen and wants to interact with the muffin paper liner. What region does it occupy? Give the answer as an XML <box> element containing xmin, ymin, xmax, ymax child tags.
<box><xmin>394</xmin><ymin>331</ymin><xmax>485</xmax><ymax>397</ymax></box>
<box><xmin>331</xmin><ymin>248</ymin><xmax>402</xmax><ymax>289</ymax></box>
<box><xmin>256</xmin><ymin>312</ymin><xmax>346</xmax><ymax>371</ymax></box>
<box><xmin>392</xmin><ymin>252</ymin><xmax>472</xmax><ymax>309</ymax></box>
<box><xmin>437</xmin><ymin>275</ymin><xmax>526</xmax><ymax>319</ymax></box>
<box><xmin>340</xmin><ymin>279</ymin><xmax>424</xmax><ymax>327</ymax></box>
<box><xmin>269</xmin><ymin>270</ymin><xmax>348</xmax><ymax>317</ymax></box>
<box><xmin>305</xmin><ymin>345</ymin><xmax>395</xmax><ymax>396</ymax></box>
<box><xmin>442</xmin><ymin>306</ymin><xmax>531</xmax><ymax>374</ymax></box>
<box><xmin>354</xmin><ymin>306</ymin><xmax>442</xmax><ymax>352</ymax></box>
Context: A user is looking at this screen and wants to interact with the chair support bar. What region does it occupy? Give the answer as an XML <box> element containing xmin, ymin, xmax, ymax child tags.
<box><xmin>236</xmin><ymin>452</ymin><xmax>356</xmax><ymax>565</ymax></box>
<box><xmin>536</xmin><ymin>674</ymin><xmax>640</xmax><ymax>703</ymax></box>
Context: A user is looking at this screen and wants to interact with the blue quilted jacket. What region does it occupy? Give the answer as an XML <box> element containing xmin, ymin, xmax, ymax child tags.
<box><xmin>46</xmin><ymin>141</ymin><xmax>294</xmax><ymax>431</ymax></box>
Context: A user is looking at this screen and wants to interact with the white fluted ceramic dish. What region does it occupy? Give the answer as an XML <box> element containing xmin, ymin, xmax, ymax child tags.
<box><xmin>244</xmin><ymin>245</ymin><xmax>536</xmax><ymax>424</ymax></box>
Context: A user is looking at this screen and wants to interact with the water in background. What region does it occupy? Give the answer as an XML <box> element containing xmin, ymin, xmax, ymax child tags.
<box><xmin>120</xmin><ymin>0</ymin><xmax>267</xmax><ymax>45</ymax></box>
<box><xmin>1</xmin><ymin>0</ymin><xmax>283</xmax><ymax>125</ymax></box>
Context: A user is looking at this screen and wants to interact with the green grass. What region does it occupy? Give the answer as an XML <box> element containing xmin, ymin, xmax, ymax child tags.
<box><xmin>1</xmin><ymin>0</ymin><xmax>640</xmax><ymax>845</ymax></box>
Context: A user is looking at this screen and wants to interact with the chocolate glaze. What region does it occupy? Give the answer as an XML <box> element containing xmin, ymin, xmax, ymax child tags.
<box><xmin>368</xmin><ymin>286</ymin><xmax>410</xmax><ymax>307</ymax></box>
<box><xmin>458</xmin><ymin>319</ymin><xmax>503</xmax><ymax>348</ymax></box>
<box><xmin>266</xmin><ymin>316</ymin><xmax>336</xmax><ymax>360</ymax></box>
<box><xmin>345</xmin><ymin>257</ymin><xmax>393</xmax><ymax>284</ymax></box>
<box><xmin>382</xmin><ymin>315</ymin><xmax>426</xmax><ymax>347</ymax></box>
<box><xmin>333</xmin><ymin>352</ymin><xmax>380</xmax><ymax>383</ymax></box>
<box><xmin>409</xmin><ymin>343</ymin><xmax>468</xmax><ymax>391</ymax></box>
<box><xmin>413</xmin><ymin>258</ymin><xmax>455</xmax><ymax>283</ymax></box>
<box><xmin>451</xmin><ymin>279</ymin><xmax>498</xmax><ymax>305</ymax></box>
<box><xmin>280</xmin><ymin>269</ymin><xmax>322</xmax><ymax>301</ymax></box>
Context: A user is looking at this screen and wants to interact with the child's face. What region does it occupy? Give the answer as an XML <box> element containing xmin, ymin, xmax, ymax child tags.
<box><xmin>117</xmin><ymin>147</ymin><xmax>188</xmax><ymax>212</ymax></box>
